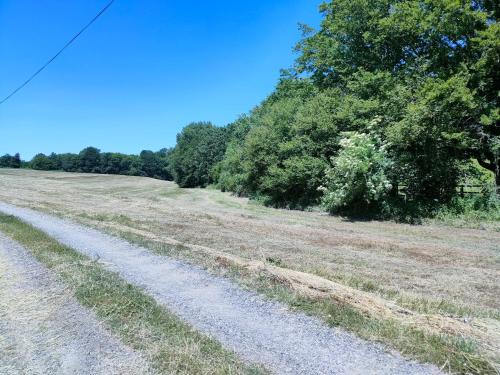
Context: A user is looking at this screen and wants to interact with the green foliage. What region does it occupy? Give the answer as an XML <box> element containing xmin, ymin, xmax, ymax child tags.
<box><xmin>30</xmin><ymin>153</ymin><xmax>58</xmax><ymax>170</ymax></box>
<box><xmin>0</xmin><ymin>153</ymin><xmax>21</xmax><ymax>168</ymax></box>
<box><xmin>261</xmin><ymin>156</ymin><xmax>327</xmax><ymax>208</ymax></box>
<box><xmin>321</xmin><ymin>132</ymin><xmax>392</xmax><ymax>214</ymax></box>
<box><xmin>215</xmin><ymin>116</ymin><xmax>252</xmax><ymax>195</ymax></box>
<box><xmin>216</xmin><ymin>78</ymin><xmax>335</xmax><ymax>208</ymax></box>
<box><xmin>139</xmin><ymin>148</ymin><xmax>173</xmax><ymax>180</ymax></box>
<box><xmin>26</xmin><ymin>147</ymin><xmax>172</xmax><ymax>181</ymax></box>
<box><xmin>434</xmin><ymin>188</ymin><xmax>500</xmax><ymax>225</ymax></box>
<box><xmin>78</xmin><ymin>147</ymin><xmax>102</xmax><ymax>173</ymax></box>
<box><xmin>170</xmin><ymin>122</ymin><xmax>228</xmax><ymax>188</ymax></box>
<box><xmin>295</xmin><ymin>0</ymin><xmax>500</xmax><ymax>203</ymax></box>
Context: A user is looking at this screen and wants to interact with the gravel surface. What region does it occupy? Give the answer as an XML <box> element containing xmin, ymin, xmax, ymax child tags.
<box><xmin>0</xmin><ymin>202</ymin><xmax>443</xmax><ymax>375</ymax></box>
<box><xmin>0</xmin><ymin>232</ymin><xmax>152</xmax><ymax>375</ymax></box>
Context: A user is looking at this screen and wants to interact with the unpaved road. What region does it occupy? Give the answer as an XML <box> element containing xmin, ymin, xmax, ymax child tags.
<box><xmin>0</xmin><ymin>232</ymin><xmax>151</xmax><ymax>375</ymax></box>
<box><xmin>0</xmin><ymin>202</ymin><xmax>442</xmax><ymax>375</ymax></box>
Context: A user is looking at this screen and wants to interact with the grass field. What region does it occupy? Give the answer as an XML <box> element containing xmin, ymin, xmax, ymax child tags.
<box><xmin>0</xmin><ymin>168</ymin><xmax>499</xmax><ymax>373</ymax></box>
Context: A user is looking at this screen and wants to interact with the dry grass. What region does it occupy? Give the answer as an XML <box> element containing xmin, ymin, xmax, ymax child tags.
<box><xmin>0</xmin><ymin>235</ymin><xmax>152</xmax><ymax>375</ymax></box>
<box><xmin>0</xmin><ymin>169</ymin><xmax>499</xmax><ymax>371</ymax></box>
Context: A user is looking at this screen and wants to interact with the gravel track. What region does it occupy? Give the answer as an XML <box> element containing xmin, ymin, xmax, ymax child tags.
<box><xmin>0</xmin><ymin>232</ymin><xmax>152</xmax><ymax>375</ymax></box>
<box><xmin>0</xmin><ymin>202</ymin><xmax>443</xmax><ymax>375</ymax></box>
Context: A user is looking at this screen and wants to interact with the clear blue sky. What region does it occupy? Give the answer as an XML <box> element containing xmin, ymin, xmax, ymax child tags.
<box><xmin>0</xmin><ymin>0</ymin><xmax>322</xmax><ymax>159</ymax></box>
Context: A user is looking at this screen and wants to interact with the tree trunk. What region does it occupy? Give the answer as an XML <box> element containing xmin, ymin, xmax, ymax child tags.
<box><xmin>477</xmin><ymin>156</ymin><xmax>499</xmax><ymax>195</ymax></box>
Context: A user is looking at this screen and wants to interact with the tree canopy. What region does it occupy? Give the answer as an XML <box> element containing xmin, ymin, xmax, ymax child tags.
<box><xmin>169</xmin><ymin>122</ymin><xmax>228</xmax><ymax>188</ymax></box>
<box><xmin>0</xmin><ymin>153</ymin><xmax>21</xmax><ymax>168</ymax></box>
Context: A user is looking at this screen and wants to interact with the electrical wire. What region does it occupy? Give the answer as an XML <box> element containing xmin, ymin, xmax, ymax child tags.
<box><xmin>0</xmin><ymin>0</ymin><xmax>115</xmax><ymax>105</ymax></box>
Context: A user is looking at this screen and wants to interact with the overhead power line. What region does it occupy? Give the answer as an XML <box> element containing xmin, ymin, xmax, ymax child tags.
<box><xmin>0</xmin><ymin>0</ymin><xmax>115</xmax><ymax>105</ymax></box>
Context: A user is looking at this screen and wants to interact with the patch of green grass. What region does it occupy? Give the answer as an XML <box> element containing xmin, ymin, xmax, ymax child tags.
<box><xmin>0</xmin><ymin>214</ymin><xmax>267</xmax><ymax>375</ymax></box>
<box><xmin>102</xmin><ymin>229</ymin><xmax>497</xmax><ymax>375</ymax></box>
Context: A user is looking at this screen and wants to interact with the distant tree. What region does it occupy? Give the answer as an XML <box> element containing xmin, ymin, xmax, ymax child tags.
<box><xmin>59</xmin><ymin>153</ymin><xmax>79</xmax><ymax>172</ymax></box>
<box><xmin>47</xmin><ymin>152</ymin><xmax>61</xmax><ymax>170</ymax></box>
<box><xmin>0</xmin><ymin>154</ymin><xmax>11</xmax><ymax>167</ymax></box>
<box><xmin>156</xmin><ymin>148</ymin><xmax>174</xmax><ymax>180</ymax></box>
<box><xmin>0</xmin><ymin>153</ymin><xmax>21</xmax><ymax>168</ymax></box>
<box><xmin>18</xmin><ymin>147</ymin><xmax>172</xmax><ymax>181</ymax></box>
<box><xmin>30</xmin><ymin>153</ymin><xmax>57</xmax><ymax>170</ymax></box>
<box><xmin>78</xmin><ymin>147</ymin><xmax>101</xmax><ymax>173</ymax></box>
<box><xmin>139</xmin><ymin>150</ymin><xmax>157</xmax><ymax>177</ymax></box>
<box><xmin>11</xmin><ymin>153</ymin><xmax>21</xmax><ymax>168</ymax></box>
<box><xmin>101</xmin><ymin>152</ymin><xmax>123</xmax><ymax>174</ymax></box>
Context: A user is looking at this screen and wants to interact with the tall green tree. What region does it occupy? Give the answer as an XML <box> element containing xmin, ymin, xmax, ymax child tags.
<box><xmin>170</xmin><ymin>122</ymin><xmax>228</xmax><ymax>188</ymax></box>
<box><xmin>30</xmin><ymin>153</ymin><xmax>57</xmax><ymax>170</ymax></box>
<box><xmin>295</xmin><ymin>0</ymin><xmax>499</xmax><ymax>197</ymax></box>
<box><xmin>78</xmin><ymin>147</ymin><xmax>101</xmax><ymax>173</ymax></box>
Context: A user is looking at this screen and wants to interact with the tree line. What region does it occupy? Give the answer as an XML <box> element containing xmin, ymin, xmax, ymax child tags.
<box><xmin>1</xmin><ymin>147</ymin><xmax>173</xmax><ymax>180</ymax></box>
<box><xmin>2</xmin><ymin>0</ymin><xmax>498</xmax><ymax>218</ymax></box>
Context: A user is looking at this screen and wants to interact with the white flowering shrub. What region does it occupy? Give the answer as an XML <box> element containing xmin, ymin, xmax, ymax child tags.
<box><xmin>321</xmin><ymin>132</ymin><xmax>392</xmax><ymax>213</ymax></box>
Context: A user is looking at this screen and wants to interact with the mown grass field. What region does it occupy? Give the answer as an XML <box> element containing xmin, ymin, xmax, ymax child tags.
<box><xmin>0</xmin><ymin>168</ymin><xmax>499</xmax><ymax>373</ymax></box>
<box><xmin>0</xmin><ymin>213</ymin><xmax>267</xmax><ymax>375</ymax></box>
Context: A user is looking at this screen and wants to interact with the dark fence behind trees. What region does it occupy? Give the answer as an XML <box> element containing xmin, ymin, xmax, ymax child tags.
<box><xmin>397</xmin><ymin>184</ymin><xmax>496</xmax><ymax>198</ymax></box>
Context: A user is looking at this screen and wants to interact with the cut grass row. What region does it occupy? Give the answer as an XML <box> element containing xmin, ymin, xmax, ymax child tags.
<box><xmin>0</xmin><ymin>213</ymin><xmax>267</xmax><ymax>375</ymax></box>
<box><xmin>73</xmin><ymin>210</ymin><xmax>499</xmax><ymax>321</ymax></box>
<box><xmin>107</xmin><ymin>228</ymin><xmax>498</xmax><ymax>375</ymax></box>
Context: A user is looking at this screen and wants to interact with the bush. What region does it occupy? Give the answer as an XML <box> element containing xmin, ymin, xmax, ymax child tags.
<box><xmin>321</xmin><ymin>132</ymin><xmax>392</xmax><ymax>214</ymax></box>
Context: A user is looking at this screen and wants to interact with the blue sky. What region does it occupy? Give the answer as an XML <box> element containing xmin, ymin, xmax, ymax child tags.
<box><xmin>0</xmin><ymin>0</ymin><xmax>322</xmax><ymax>159</ymax></box>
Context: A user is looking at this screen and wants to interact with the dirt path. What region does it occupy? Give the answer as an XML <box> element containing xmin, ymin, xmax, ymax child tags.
<box><xmin>0</xmin><ymin>232</ymin><xmax>152</xmax><ymax>375</ymax></box>
<box><xmin>0</xmin><ymin>202</ymin><xmax>442</xmax><ymax>375</ymax></box>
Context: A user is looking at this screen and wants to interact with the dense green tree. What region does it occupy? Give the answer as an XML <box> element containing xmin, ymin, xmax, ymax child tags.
<box><xmin>78</xmin><ymin>147</ymin><xmax>101</xmax><ymax>173</ymax></box>
<box><xmin>30</xmin><ymin>153</ymin><xmax>58</xmax><ymax>170</ymax></box>
<box><xmin>215</xmin><ymin>116</ymin><xmax>253</xmax><ymax>195</ymax></box>
<box><xmin>216</xmin><ymin>72</ymin><xmax>404</xmax><ymax>208</ymax></box>
<box><xmin>11</xmin><ymin>153</ymin><xmax>21</xmax><ymax>168</ymax></box>
<box><xmin>294</xmin><ymin>0</ymin><xmax>499</xmax><ymax>200</ymax></box>
<box><xmin>20</xmin><ymin>147</ymin><xmax>172</xmax><ymax>180</ymax></box>
<box><xmin>100</xmin><ymin>152</ymin><xmax>134</xmax><ymax>175</ymax></box>
<box><xmin>170</xmin><ymin>122</ymin><xmax>228</xmax><ymax>187</ymax></box>
<box><xmin>138</xmin><ymin>149</ymin><xmax>172</xmax><ymax>180</ymax></box>
<box><xmin>0</xmin><ymin>153</ymin><xmax>21</xmax><ymax>168</ymax></box>
<box><xmin>58</xmin><ymin>153</ymin><xmax>79</xmax><ymax>172</ymax></box>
